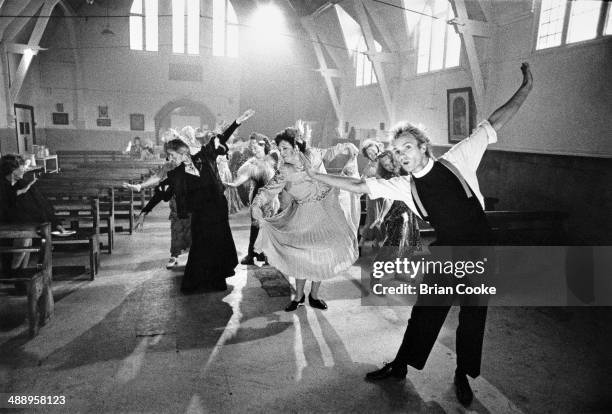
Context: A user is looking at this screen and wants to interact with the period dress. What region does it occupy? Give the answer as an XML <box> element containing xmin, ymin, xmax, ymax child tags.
<box><xmin>167</xmin><ymin>122</ymin><xmax>240</xmax><ymax>291</ymax></box>
<box><xmin>332</xmin><ymin>149</ymin><xmax>361</xmax><ymax>237</ymax></box>
<box><xmin>252</xmin><ymin>149</ymin><xmax>358</xmax><ymax>281</ymax></box>
<box><xmin>379</xmin><ymin>200</ymin><xmax>421</xmax><ymax>259</ymax></box>
<box><xmin>360</xmin><ymin>159</ymin><xmax>384</xmax><ymax>243</ymax></box>
<box><xmin>217</xmin><ymin>155</ymin><xmax>244</xmax><ymax>214</ymax></box>
<box><xmin>238</xmin><ymin>155</ymin><xmax>279</xmax><ymax>217</ymax></box>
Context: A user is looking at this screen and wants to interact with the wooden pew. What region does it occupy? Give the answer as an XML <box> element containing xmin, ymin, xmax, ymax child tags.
<box><xmin>486</xmin><ymin>210</ymin><xmax>569</xmax><ymax>244</ymax></box>
<box><xmin>42</xmin><ymin>172</ymin><xmax>146</xmax><ymax>216</ymax></box>
<box><xmin>0</xmin><ymin>222</ymin><xmax>53</xmax><ymax>338</ymax></box>
<box><xmin>37</xmin><ymin>175</ymin><xmax>134</xmax><ymax>236</ymax></box>
<box><xmin>418</xmin><ymin>210</ymin><xmax>569</xmax><ymax>244</ymax></box>
<box><xmin>56</xmin><ymin>150</ymin><xmax>130</xmax><ymax>169</ymax></box>
<box><xmin>75</xmin><ymin>160</ymin><xmax>165</xmax><ymax>170</ymax></box>
<box><xmin>37</xmin><ymin>184</ymin><xmax>115</xmax><ymax>254</ymax></box>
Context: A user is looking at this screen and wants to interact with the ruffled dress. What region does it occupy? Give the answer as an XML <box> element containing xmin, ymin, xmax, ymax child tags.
<box><xmin>217</xmin><ymin>156</ymin><xmax>244</xmax><ymax>214</ymax></box>
<box><xmin>237</xmin><ymin>156</ymin><xmax>279</xmax><ymax>220</ymax></box>
<box><xmin>252</xmin><ymin>149</ymin><xmax>358</xmax><ymax>281</ymax></box>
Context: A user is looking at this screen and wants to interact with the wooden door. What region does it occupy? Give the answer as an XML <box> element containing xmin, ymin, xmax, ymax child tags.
<box><xmin>14</xmin><ymin>104</ymin><xmax>36</xmax><ymax>154</ymax></box>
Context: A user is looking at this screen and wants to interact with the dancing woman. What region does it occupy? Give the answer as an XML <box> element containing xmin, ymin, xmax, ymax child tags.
<box><xmin>163</xmin><ymin>109</ymin><xmax>255</xmax><ymax>292</ymax></box>
<box><xmin>251</xmin><ymin>127</ymin><xmax>358</xmax><ymax>311</ymax></box>
<box><xmin>359</xmin><ymin>139</ymin><xmax>385</xmax><ymax>248</ymax></box>
<box><xmin>223</xmin><ymin>133</ymin><xmax>279</xmax><ymax>265</ymax></box>
<box><xmin>217</xmin><ymin>154</ymin><xmax>245</xmax><ymax>214</ymax></box>
<box><xmin>370</xmin><ymin>151</ymin><xmax>421</xmax><ymax>265</ymax></box>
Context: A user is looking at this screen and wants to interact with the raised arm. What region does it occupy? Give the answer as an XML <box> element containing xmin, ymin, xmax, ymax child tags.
<box><xmin>487</xmin><ymin>62</ymin><xmax>533</xmax><ymax>132</ymax></box>
<box><xmin>217</xmin><ymin>109</ymin><xmax>255</xmax><ymax>146</ymax></box>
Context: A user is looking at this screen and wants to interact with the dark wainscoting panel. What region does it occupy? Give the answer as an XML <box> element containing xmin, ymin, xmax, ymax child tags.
<box><xmin>432</xmin><ymin>146</ymin><xmax>612</xmax><ymax>244</ymax></box>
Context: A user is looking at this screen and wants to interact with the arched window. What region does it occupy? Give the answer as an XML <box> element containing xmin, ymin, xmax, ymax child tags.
<box><xmin>213</xmin><ymin>0</ymin><xmax>239</xmax><ymax>57</ymax></box>
<box><xmin>335</xmin><ymin>5</ymin><xmax>380</xmax><ymax>87</ymax></box>
<box><xmin>172</xmin><ymin>0</ymin><xmax>200</xmax><ymax>54</ymax></box>
<box><xmin>408</xmin><ymin>0</ymin><xmax>461</xmax><ymax>74</ymax></box>
<box><xmin>130</xmin><ymin>0</ymin><xmax>158</xmax><ymax>51</ymax></box>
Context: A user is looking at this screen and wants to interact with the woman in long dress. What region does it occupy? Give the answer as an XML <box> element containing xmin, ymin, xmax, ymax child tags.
<box><xmin>359</xmin><ymin>139</ymin><xmax>385</xmax><ymax>248</ymax></box>
<box><xmin>326</xmin><ymin>142</ymin><xmax>361</xmax><ymax>237</ymax></box>
<box><xmin>251</xmin><ymin>128</ymin><xmax>358</xmax><ymax>311</ymax></box>
<box><xmin>164</xmin><ymin>109</ymin><xmax>255</xmax><ymax>293</ymax></box>
<box><xmin>224</xmin><ymin>133</ymin><xmax>279</xmax><ymax>265</ymax></box>
<box><xmin>369</xmin><ymin>151</ymin><xmax>421</xmax><ymax>265</ymax></box>
<box><xmin>217</xmin><ymin>154</ymin><xmax>244</xmax><ymax>214</ymax></box>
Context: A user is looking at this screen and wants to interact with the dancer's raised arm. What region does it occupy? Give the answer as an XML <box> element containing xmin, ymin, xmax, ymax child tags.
<box><xmin>487</xmin><ymin>62</ymin><xmax>533</xmax><ymax>132</ymax></box>
<box><xmin>217</xmin><ymin>109</ymin><xmax>255</xmax><ymax>146</ymax></box>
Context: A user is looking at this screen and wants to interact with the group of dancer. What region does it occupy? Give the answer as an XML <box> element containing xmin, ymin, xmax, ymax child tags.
<box><xmin>124</xmin><ymin>63</ymin><xmax>533</xmax><ymax>406</ymax></box>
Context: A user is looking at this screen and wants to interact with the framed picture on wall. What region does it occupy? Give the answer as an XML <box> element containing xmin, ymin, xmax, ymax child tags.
<box><xmin>447</xmin><ymin>87</ymin><xmax>475</xmax><ymax>143</ymax></box>
<box><xmin>130</xmin><ymin>113</ymin><xmax>145</xmax><ymax>131</ymax></box>
<box><xmin>98</xmin><ymin>105</ymin><xmax>108</xmax><ymax>118</ymax></box>
<box><xmin>52</xmin><ymin>113</ymin><xmax>69</xmax><ymax>125</ymax></box>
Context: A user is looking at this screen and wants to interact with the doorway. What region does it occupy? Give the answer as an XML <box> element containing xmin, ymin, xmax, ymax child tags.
<box><xmin>14</xmin><ymin>104</ymin><xmax>36</xmax><ymax>154</ymax></box>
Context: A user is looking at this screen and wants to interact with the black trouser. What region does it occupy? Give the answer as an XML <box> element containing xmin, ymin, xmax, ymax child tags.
<box><xmin>392</xmin><ymin>303</ymin><xmax>487</xmax><ymax>378</ymax></box>
<box><xmin>247</xmin><ymin>224</ymin><xmax>259</xmax><ymax>257</ymax></box>
<box><xmin>392</xmin><ymin>245</ymin><xmax>491</xmax><ymax>378</ymax></box>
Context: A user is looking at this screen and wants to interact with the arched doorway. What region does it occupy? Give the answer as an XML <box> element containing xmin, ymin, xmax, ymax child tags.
<box><xmin>154</xmin><ymin>98</ymin><xmax>216</xmax><ymax>144</ymax></box>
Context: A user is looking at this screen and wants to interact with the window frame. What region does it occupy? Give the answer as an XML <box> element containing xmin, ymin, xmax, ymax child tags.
<box><xmin>172</xmin><ymin>0</ymin><xmax>200</xmax><ymax>55</ymax></box>
<box><xmin>533</xmin><ymin>0</ymin><xmax>612</xmax><ymax>52</ymax></box>
<box><xmin>212</xmin><ymin>0</ymin><xmax>239</xmax><ymax>58</ymax></box>
<box><xmin>354</xmin><ymin>37</ymin><xmax>380</xmax><ymax>88</ymax></box>
<box><xmin>130</xmin><ymin>0</ymin><xmax>158</xmax><ymax>52</ymax></box>
<box><xmin>413</xmin><ymin>0</ymin><xmax>463</xmax><ymax>75</ymax></box>
<box><xmin>334</xmin><ymin>4</ymin><xmax>380</xmax><ymax>87</ymax></box>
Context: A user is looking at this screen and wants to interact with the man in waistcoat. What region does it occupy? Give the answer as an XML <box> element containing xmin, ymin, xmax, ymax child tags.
<box><xmin>305</xmin><ymin>63</ymin><xmax>533</xmax><ymax>406</ymax></box>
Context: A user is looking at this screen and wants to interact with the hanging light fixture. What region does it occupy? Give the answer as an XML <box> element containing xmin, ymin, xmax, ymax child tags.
<box><xmin>101</xmin><ymin>0</ymin><xmax>114</xmax><ymax>35</ymax></box>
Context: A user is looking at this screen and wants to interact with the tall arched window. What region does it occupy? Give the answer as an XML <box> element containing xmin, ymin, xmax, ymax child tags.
<box><xmin>130</xmin><ymin>0</ymin><xmax>158</xmax><ymax>51</ymax></box>
<box><xmin>335</xmin><ymin>5</ymin><xmax>379</xmax><ymax>87</ymax></box>
<box><xmin>172</xmin><ymin>0</ymin><xmax>200</xmax><ymax>54</ymax></box>
<box><xmin>213</xmin><ymin>0</ymin><xmax>239</xmax><ymax>57</ymax></box>
<box><xmin>408</xmin><ymin>0</ymin><xmax>461</xmax><ymax>74</ymax></box>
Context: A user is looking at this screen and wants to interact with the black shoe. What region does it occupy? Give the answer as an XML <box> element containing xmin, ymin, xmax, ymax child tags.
<box><xmin>365</xmin><ymin>362</ymin><xmax>407</xmax><ymax>381</ymax></box>
<box><xmin>454</xmin><ymin>371</ymin><xmax>474</xmax><ymax>406</ymax></box>
<box><xmin>308</xmin><ymin>294</ymin><xmax>328</xmax><ymax>310</ymax></box>
<box><xmin>240</xmin><ymin>255</ymin><xmax>255</xmax><ymax>265</ymax></box>
<box><xmin>284</xmin><ymin>295</ymin><xmax>305</xmax><ymax>312</ymax></box>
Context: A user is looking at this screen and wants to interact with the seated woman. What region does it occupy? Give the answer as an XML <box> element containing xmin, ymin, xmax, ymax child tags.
<box><xmin>0</xmin><ymin>155</ymin><xmax>66</xmax><ymax>274</ymax></box>
<box><xmin>124</xmin><ymin>136</ymin><xmax>143</xmax><ymax>159</ymax></box>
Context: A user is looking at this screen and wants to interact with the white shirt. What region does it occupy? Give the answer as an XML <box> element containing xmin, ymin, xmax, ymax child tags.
<box><xmin>365</xmin><ymin>120</ymin><xmax>497</xmax><ymax>221</ymax></box>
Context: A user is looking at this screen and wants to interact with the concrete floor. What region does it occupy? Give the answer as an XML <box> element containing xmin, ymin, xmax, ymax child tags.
<box><xmin>1</xmin><ymin>205</ymin><xmax>611</xmax><ymax>413</ymax></box>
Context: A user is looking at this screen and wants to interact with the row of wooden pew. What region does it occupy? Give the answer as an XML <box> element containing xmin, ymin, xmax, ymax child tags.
<box><xmin>0</xmin><ymin>157</ymin><xmax>165</xmax><ymax>337</ymax></box>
